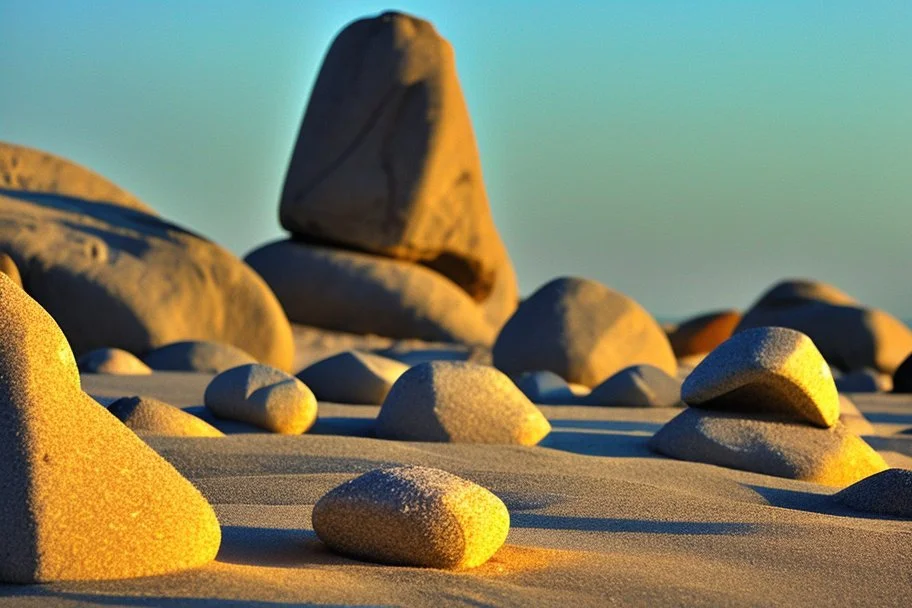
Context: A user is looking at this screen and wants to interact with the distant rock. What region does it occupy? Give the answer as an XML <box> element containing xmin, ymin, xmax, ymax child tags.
<box><xmin>838</xmin><ymin>394</ymin><xmax>875</xmax><ymax>436</ymax></box>
<box><xmin>649</xmin><ymin>409</ymin><xmax>887</xmax><ymax>487</ymax></box>
<box><xmin>78</xmin><ymin>347</ymin><xmax>152</xmax><ymax>375</ymax></box>
<box><xmin>835</xmin><ymin>369</ymin><xmax>891</xmax><ymax>393</ymax></box>
<box><xmin>582</xmin><ymin>365</ymin><xmax>682</xmax><ymax>408</ymax></box>
<box><xmin>833</xmin><ymin>468</ymin><xmax>912</xmax><ymax>518</ymax></box>
<box><xmin>743</xmin><ymin>278</ymin><xmax>858</xmax><ymax>309</ymax></box>
<box><xmin>513</xmin><ymin>370</ymin><xmax>578</xmax><ymax>405</ymax></box>
<box><xmin>0</xmin><ymin>189</ymin><xmax>293</xmax><ymax>371</ymax></box>
<box><xmin>296</xmin><ymin>350</ymin><xmax>409</xmax><ymax>405</ymax></box>
<box><xmin>893</xmin><ymin>353</ymin><xmax>912</xmax><ymax>394</ymax></box>
<box><xmin>246</xmin><ymin>240</ymin><xmax>494</xmax><ymax>345</ymax></box>
<box><xmin>204</xmin><ymin>363</ymin><xmax>317</xmax><ymax>434</ymax></box>
<box><xmin>0</xmin><ymin>252</ymin><xmax>22</xmax><ymax>287</ymax></box>
<box><xmin>278</xmin><ymin>11</ymin><xmax>516</xmax><ymax>304</ymax></box>
<box><xmin>376</xmin><ymin>361</ymin><xmax>551</xmax><ymax>444</ymax></box>
<box><xmin>667</xmin><ymin>309</ymin><xmax>740</xmax><ymax>357</ymax></box>
<box><xmin>0</xmin><ymin>273</ymin><xmax>220</xmax><ymax>582</ymax></box>
<box><xmin>493</xmin><ymin>277</ymin><xmax>676</xmax><ymax>387</ymax></box>
<box><xmin>682</xmin><ymin>327</ymin><xmax>840</xmax><ymax>428</ymax></box>
<box><xmin>143</xmin><ymin>340</ymin><xmax>257</xmax><ymax>374</ymax></box>
<box><xmin>108</xmin><ymin>395</ymin><xmax>224</xmax><ymax>437</ymax></box>
<box><xmin>312</xmin><ymin>465</ymin><xmax>509</xmax><ymax>568</ymax></box>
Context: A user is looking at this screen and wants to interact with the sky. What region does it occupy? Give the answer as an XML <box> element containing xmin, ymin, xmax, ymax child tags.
<box><xmin>1</xmin><ymin>1</ymin><xmax>910</xmax><ymax>320</ymax></box>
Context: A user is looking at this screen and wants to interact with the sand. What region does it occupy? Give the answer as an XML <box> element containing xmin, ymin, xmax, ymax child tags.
<box><xmin>1</xmin><ymin>372</ymin><xmax>910</xmax><ymax>605</ymax></box>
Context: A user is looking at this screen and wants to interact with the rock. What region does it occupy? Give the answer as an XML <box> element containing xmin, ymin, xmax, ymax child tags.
<box><xmin>296</xmin><ymin>350</ymin><xmax>409</xmax><ymax>405</ymax></box>
<box><xmin>737</xmin><ymin>280</ymin><xmax>912</xmax><ymax>374</ymax></box>
<box><xmin>682</xmin><ymin>327</ymin><xmax>840</xmax><ymax>429</ymax></box>
<box><xmin>108</xmin><ymin>396</ymin><xmax>224</xmax><ymax>438</ymax></box>
<box><xmin>513</xmin><ymin>370</ymin><xmax>578</xmax><ymax>405</ymax></box>
<box><xmin>376</xmin><ymin>361</ymin><xmax>551</xmax><ymax>445</ymax></box>
<box><xmin>893</xmin><ymin>353</ymin><xmax>912</xmax><ymax>394</ymax></box>
<box><xmin>838</xmin><ymin>394</ymin><xmax>875</xmax><ymax>435</ymax></box>
<box><xmin>833</xmin><ymin>468</ymin><xmax>912</xmax><ymax>518</ymax></box>
<box><xmin>204</xmin><ymin>363</ymin><xmax>317</xmax><ymax>434</ymax></box>
<box><xmin>0</xmin><ymin>252</ymin><xmax>22</xmax><ymax>287</ymax></box>
<box><xmin>78</xmin><ymin>347</ymin><xmax>152</xmax><ymax>375</ymax></box>
<box><xmin>143</xmin><ymin>340</ymin><xmax>258</xmax><ymax>374</ymax></box>
<box><xmin>0</xmin><ymin>273</ymin><xmax>220</xmax><ymax>582</ymax></box>
<box><xmin>582</xmin><ymin>364</ymin><xmax>682</xmax><ymax>408</ymax></box>
<box><xmin>245</xmin><ymin>239</ymin><xmax>494</xmax><ymax>345</ymax></box>
<box><xmin>835</xmin><ymin>369</ymin><xmax>890</xmax><ymax>393</ymax></box>
<box><xmin>278</xmin><ymin>11</ymin><xmax>515</xmax><ymax>303</ymax></box>
<box><xmin>492</xmin><ymin>277</ymin><xmax>677</xmax><ymax>387</ymax></box>
<box><xmin>312</xmin><ymin>465</ymin><xmax>509</xmax><ymax>569</ymax></box>
<box><xmin>648</xmin><ymin>409</ymin><xmax>887</xmax><ymax>487</ymax></box>
<box><xmin>667</xmin><ymin>309</ymin><xmax>741</xmax><ymax>357</ymax></box>
<box><xmin>0</xmin><ymin>141</ymin><xmax>155</xmax><ymax>214</ymax></box>
<box><xmin>0</xmin><ymin>190</ymin><xmax>293</xmax><ymax>371</ymax></box>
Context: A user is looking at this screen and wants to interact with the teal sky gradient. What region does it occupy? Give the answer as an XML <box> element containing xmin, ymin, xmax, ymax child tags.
<box><xmin>2</xmin><ymin>1</ymin><xmax>910</xmax><ymax>319</ymax></box>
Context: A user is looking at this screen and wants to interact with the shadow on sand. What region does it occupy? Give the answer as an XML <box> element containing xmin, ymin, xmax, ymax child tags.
<box><xmin>510</xmin><ymin>513</ymin><xmax>757</xmax><ymax>535</ymax></box>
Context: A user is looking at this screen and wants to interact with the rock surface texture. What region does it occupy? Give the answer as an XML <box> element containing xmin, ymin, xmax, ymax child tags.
<box><xmin>833</xmin><ymin>468</ymin><xmax>912</xmax><ymax>518</ymax></box>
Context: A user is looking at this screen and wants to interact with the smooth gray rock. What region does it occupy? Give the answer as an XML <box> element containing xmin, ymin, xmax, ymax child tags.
<box><xmin>833</xmin><ymin>469</ymin><xmax>912</xmax><ymax>518</ymax></box>
<box><xmin>513</xmin><ymin>370</ymin><xmax>577</xmax><ymax>405</ymax></box>
<box><xmin>582</xmin><ymin>365</ymin><xmax>682</xmax><ymax>407</ymax></box>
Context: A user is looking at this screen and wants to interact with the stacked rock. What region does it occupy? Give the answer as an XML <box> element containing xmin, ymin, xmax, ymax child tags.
<box><xmin>245</xmin><ymin>11</ymin><xmax>518</xmax><ymax>345</ymax></box>
<box><xmin>649</xmin><ymin>326</ymin><xmax>887</xmax><ymax>486</ymax></box>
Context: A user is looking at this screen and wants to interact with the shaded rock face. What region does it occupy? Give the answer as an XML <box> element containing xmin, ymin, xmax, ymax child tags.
<box><xmin>0</xmin><ymin>190</ymin><xmax>293</xmax><ymax>370</ymax></box>
<box><xmin>493</xmin><ymin>277</ymin><xmax>677</xmax><ymax>387</ymax></box>
<box><xmin>893</xmin><ymin>353</ymin><xmax>912</xmax><ymax>394</ymax></box>
<box><xmin>667</xmin><ymin>310</ymin><xmax>741</xmax><ymax>358</ymax></box>
<box><xmin>312</xmin><ymin>466</ymin><xmax>509</xmax><ymax>569</ymax></box>
<box><xmin>0</xmin><ymin>274</ymin><xmax>221</xmax><ymax>582</ymax></box>
<box><xmin>513</xmin><ymin>370</ymin><xmax>578</xmax><ymax>405</ymax></box>
<box><xmin>833</xmin><ymin>469</ymin><xmax>912</xmax><ymax>518</ymax></box>
<box><xmin>279</xmin><ymin>11</ymin><xmax>515</xmax><ymax>303</ymax></box>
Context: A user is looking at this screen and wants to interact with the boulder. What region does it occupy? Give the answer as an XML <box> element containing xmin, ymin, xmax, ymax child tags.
<box><xmin>245</xmin><ymin>239</ymin><xmax>494</xmax><ymax>344</ymax></box>
<box><xmin>312</xmin><ymin>465</ymin><xmax>509</xmax><ymax>569</ymax></box>
<box><xmin>108</xmin><ymin>396</ymin><xmax>224</xmax><ymax>437</ymax></box>
<box><xmin>667</xmin><ymin>309</ymin><xmax>740</xmax><ymax>357</ymax></box>
<box><xmin>492</xmin><ymin>277</ymin><xmax>677</xmax><ymax>387</ymax></box>
<box><xmin>682</xmin><ymin>327</ymin><xmax>840</xmax><ymax>428</ymax></box>
<box><xmin>296</xmin><ymin>350</ymin><xmax>409</xmax><ymax>405</ymax></box>
<box><xmin>0</xmin><ymin>252</ymin><xmax>22</xmax><ymax>287</ymax></box>
<box><xmin>582</xmin><ymin>364</ymin><xmax>682</xmax><ymax>408</ymax></box>
<box><xmin>0</xmin><ymin>273</ymin><xmax>220</xmax><ymax>582</ymax></box>
<box><xmin>513</xmin><ymin>370</ymin><xmax>578</xmax><ymax>405</ymax></box>
<box><xmin>648</xmin><ymin>408</ymin><xmax>887</xmax><ymax>487</ymax></box>
<box><xmin>204</xmin><ymin>363</ymin><xmax>317</xmax><ymax>434</ymax></box>
<box><xmin>893</xmin><ymin>353</ymin><xmax>912</xmax><ymax>394</ymax></box>
<box><xmin>143</xmin><ymin>340</ymin><xmax>257</xmax><ymax>374</ymax></box>
<box><xmin>376</xmin><ymin>361</ymin><xmax>550</xmax><ymax>445</ymax></box>
<box><xmin>741</xmin><ymin>279</ymin><xmax>858</xmax><ymax>310</ymax></box>
<box><xmin>78</xmin><ymin>347</ymin><xmax>152</xmax><ymax>375</ymax></box>
<box><xmin>279</xmin><ymin>11</ymin><xmax>515</xmax><ymax>302</ymax></box>
<box><xmin>833</xmin><ymin>468</ymin><xmax>912</xmax><ymax>518</ymax></box>
<box><xmin>0</xmin><ymin>190</ymin><xmax>293</xmax><ymax>370</ymax></box>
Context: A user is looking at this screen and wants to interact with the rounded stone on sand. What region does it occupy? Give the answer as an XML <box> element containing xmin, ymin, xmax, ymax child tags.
<box><xmin>513</xmin><ymin>370</ymin><xmax>579</xmax><ymax>405</ymax></box>
<box><xmin>296</xmin><ymin>350</ymin><xmax>409</xmax><ymax>405</ymax></box>
<box><xmin>78</xmin><ymin>347</ymin><xmax>152</xmax><ymax>375</ymax></box>
<box><xmin>833</xmin><ymin>468</ymin><xmax>912</xmax><ymax>518</ymax></box>
<box><xmin>312</xmin><ymin>465</ymin><xmax>510</xmax><ymax>569</ymax></box>
<box><xmin>582</xmin><ymin>364</ymin><xmax>682</xmax><ymax>407</ymax></box>
<box><xmin>144</xmin><ymin>340</ymin><xmax>257</xmax><ymax>374</ymax></box>
<box><xmin>109</xmin><ymin>395</ymin><xmax>224</xmax><ymax>438</ymax></box>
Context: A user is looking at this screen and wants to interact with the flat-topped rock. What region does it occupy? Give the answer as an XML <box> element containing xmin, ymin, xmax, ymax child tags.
<box><xmin>833</xmin><ymin>468</ymin><xmax>912</xmax><ymax>518</ymax></box>
<box><xmin>682</xmin><ymin>327</ymin><xmax>840</xmax><ymax>428</ymax></box>
<box><xmin>312</xmin><ymin>466</ymin><xmax>509</xmax><ymax>569</ymax></box>
<box><xmin>108</xmin><ymin>396</ymin><xmax>224</xmax><ymax>438</ymax></box>
<box><xmin>0</xmin><ymin>273</ymin><xmax>220</xmax><ymax>582</ymax></box>
<box><xmin>582</xmin><ymin>364</ymin><xmax>682</xmax><ymax>407</ymax></box>
<box><xmin>143</xmin><ymin>340</ymin><xmax>258</xmax><ymax>374</ymax></box>
<box><xmin>296</xmin><ymin>350</ymin><xmax>409</xmax><ymax>405</ymax></box>
<box><xmin>205</xmin><ymin>363</ymin><xmax>317</xmax><ymax>434</ymax></box>
<box><xmin>493</xmin><ymin>277</ymin><xmax>676</xmax><ymax>387</ymax></box>
<box><xmin>376</xmin><ymin>361</ymin><xmax>551</xmax><ymax>445</ymax></box>
<box><xmin>668</xmin><ymin>309</ymin><xmax>741</xmax><ymax>357</ymax></box>
<box><xmin>78</xmin><ymin>347</ymin><xmax>152</xmax><ymax>375</ymax></box>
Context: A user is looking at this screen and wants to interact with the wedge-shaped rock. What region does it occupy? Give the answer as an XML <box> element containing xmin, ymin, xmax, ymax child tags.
<box><xmin>0</xmin><ymin>273</ymin><xmax>220</xmax><ymax>582</ymax></box>
<box><xmin>312</xmin><ymin>466</ymin><xmax>509</xmax><ymax>569</ymax></box>
<box><xmin>649</xmin><ymin>409</ymin><xmax>887</xmax><ymax>487</ymax></box>
<box><xmin>376</xmin><ymin>361</ymin><xmax>550</xmax><ymax>444</ymax></box>
<box><xmin>296</xmin><ymin>350</ymin><xmax>409</xmax><ymax>405</ymax></box>
<box><xmin>204</xmin><ymin>363</ymin><xmax>317</xmax><ymax>434</ymax></box>
<box><xmin>582</xmin><ymin>364</ymin><xmax>682</xmax><ymax>407</ymax></box>
<box><xmin>833</xmin><ymin>469</ymin><xmax>912</xmax><ymax>518</ymax></box>
<box><xmin>78</xmin><ymin>347</ymin><xmax>152</xmax><ymax>375</ymax></box>
<box><xmin>683</xmin><ymin>327</ymin><xmax>840</xmax><ymax>428</ymax></box>
<box><xmin>109</xmin><ymin>396</ymin><xmax>224</xmax><ymax>438</ymax></box>
<box><xmin>144</xmin><ymin>340</ymin><xmax>257</xmax><ymax>373</ymax></box>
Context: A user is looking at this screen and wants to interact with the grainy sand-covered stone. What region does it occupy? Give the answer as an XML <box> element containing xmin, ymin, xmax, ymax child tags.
<box><xmin>667</xmin><ymin>309</ymin><xmax>741</xmax><ymax>358</ymax></box>
<box><xmin>682</xmin><ymin>327</ymin><xmax>840</xmax><ymax>428</ymax></box>
<box><xmin>109</xmin><ymin>395</ymin><xmax>224</xmax><ymax>438</ymax></box>
<box><xmin>205</xmin><ymin>363</ymin><xmax>317</xmax><ymax>434</ymax></box>
<box><xmin>296</xmin><ymin>350</ymin><xmax>409</xmax><ymax>405</ymax></box>
<box><xmin>0</xmin><ymin>252</ymin><xmax>22</xmax><ymax>287</ymax></box>
<box><xmin>312</xmin><ymin>466</ymin><xmax>509</xmax><ymax>569</ymax></box>
<box><xmin>513</xmin><ymin>370</ymin><xmax>578</xmax><ymax>405</ymax></box>
<box><xmin>649</xmin><ymin>408</ymin><xmax>887</xmax><ymax>487</ymax></box>
<box><xmin>493</xmin><ymin>277</ymin><xmax>676</xmax><ymax>387</ymax></box>
<box><xmin>0</xmin><ymin>273</ymin><xmax>220</xmax><ymax>582</ymax></box>
<box><xmin>376</xmin><ymin>361</ymin><xmax>551</xmax><ymax>444</ymax></box>
<box><xmin>833</xmin><ymin>468</ymin><xmax>912</xmax><ymax>518</ymax></box>
<box><xmin>78</xmin><ymin>347</ymin><xmax>152</xmax><ymax>375</ymax></box>
<box><xmin>143</xmin><ymin>340</ymin><xmax>257</xmax><ymax>374</ymax></box>
<box><xmin>582</xmin><ymin>364</ymin><xmax>682</xmax><ymax>408</ymax></box>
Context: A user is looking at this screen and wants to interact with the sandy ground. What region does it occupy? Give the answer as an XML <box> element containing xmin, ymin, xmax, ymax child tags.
<box><xmin>1</xmin><ymin>372</ymin><xmax>910</xmax><ymax>607</ymax></box>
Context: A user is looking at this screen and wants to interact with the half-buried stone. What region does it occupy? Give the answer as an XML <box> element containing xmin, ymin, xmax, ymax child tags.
<box><xmin>376</xmin><ymin>361</ymin><xmax>551</xmax><ymax>445</ymax></box>
<box><xmin>0</xmin><ymin>273</ymin><xmax>220</xmax><ymax>582</ymax></box>
<box><xmin>582</xmin><ymin>364</ymin><xmax>683</xmax><ymax>407</ymax></box>
<box><xmin>833</xmin><ymin>468</ymin><xmax>912</xmax><ymax>518</ymax></box>
<box><xmin>312</xmin><ymin>466</ymin><xmax>509</xmax><ymax>569</ymax></box>
<box><xmin>513</xmin><ymin>370</ymin><xmax>579</xmax><ymax>405</ymax></box>
<box><xmin>205</xmin><ymin>363</ymin><xmax>317</xmax><ymax>434</ymax></box>
<box><xmin>109</xmin><ymin>396</ymin><xmax>224</xmax><ymax>438</ymax></box>
<box><xmin>78</xmin><ymin>347</ymin><xmax>152</xmax><ymax>375</ymax></box>
<box><xmin>296</xmin><ymin>350</ymin><xmax>409</xmax><ymax>405</ymax></box>
<box><xmin>144</xmin><ymin>340</ymin><xmax>257</xmax><ymax>374</ymax></box>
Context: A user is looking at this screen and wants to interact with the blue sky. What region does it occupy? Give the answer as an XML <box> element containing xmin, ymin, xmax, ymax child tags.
<box><xmin>2</xmin><ymin>1</ymin><xmax>910</xmax><ymax>319</ymax></box>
